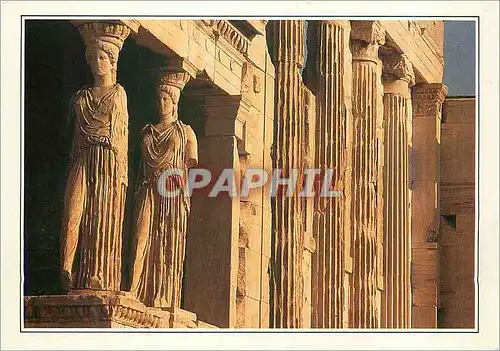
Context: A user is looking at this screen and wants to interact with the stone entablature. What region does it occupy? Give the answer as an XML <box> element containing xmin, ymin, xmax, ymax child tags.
<box><xmin>379</xmin><ymin>20</ymin><xmax>444</xmax><ymax>83</ymax></box>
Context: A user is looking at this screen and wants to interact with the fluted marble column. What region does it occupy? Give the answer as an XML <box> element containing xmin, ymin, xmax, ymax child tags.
<box><xmin>349</xmin><ymin>20</ymin><xmax>385</xmax><ymax>328</ymax></box>
<box><xmin>306</xmin><ymin>20</ymin><xmax>353</xmax><ymax>329</ymax></box>
<box><xmin>380</xmin><ymin>52</ymin><xmax>415</xmax><ymax>328</ymax></box>
<box><xmin>268</xmin><ymin>20</ymin><xmax>306</xmax><ymax>328</ymax></box>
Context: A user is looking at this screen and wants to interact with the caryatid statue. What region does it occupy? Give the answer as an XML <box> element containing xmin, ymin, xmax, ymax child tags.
<box><xmin>129</xmin><ymin>71</ymin><xmax>198</xmax><ymax>308</ymax></box>
<box><xmin>60</xmin><ymin>22</ymin><xmax>130</xmax><ymax>291</ymax></box>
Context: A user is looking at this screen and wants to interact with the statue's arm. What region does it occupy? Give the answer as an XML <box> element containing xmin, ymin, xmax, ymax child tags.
<box><xmin>111</xmin><ymin>86</ymin><xmax>129</xmax><ymax>186</ymax></box>
<box><xmin>184</xmin><ymin>126</ymin><xmax>198</xmax><ymax>168</ymax></box>
<box><xmin>66</xmin><ymin>91</ymin><xmax>81</xmax><ymax>165</ymax></box>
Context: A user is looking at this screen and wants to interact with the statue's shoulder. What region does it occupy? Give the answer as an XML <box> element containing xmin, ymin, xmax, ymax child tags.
<box><xmin>182</xmin><ymin>123</ymin><xmax>196</xmax><ymax>139</ymax></box>
<box><xmin>141</xmin><ymin>123</ymin><xmax>153</xmax><ymax>136</ymax></box>
<box><xmin>115</xmin><ymin>83</ymin><xmax>126</xmax><ymax>93</ymax></box>
<box><xmin>113</xmin><ymin>83</ymin><xmax>128</xmax><ymax>98</ymax></box>
<box><xmin>72</xmin><ymin>86</ymin><xmax>88</xmax><ymax>99</ymax></box>
<box><xmin>179</xmin><ymin>121</ymin><xmax>194</xmax><ymax>133</ymax></box>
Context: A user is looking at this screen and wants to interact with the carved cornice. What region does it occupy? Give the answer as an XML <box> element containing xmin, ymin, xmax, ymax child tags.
<box><xmin>350</xmin><ymin>20</ymin><xmax>385</xmax><ymax>61</ymax></box>
<box><xmin>413</xmin><ymin>83</ymin><xmax>448</xmax><ymax>117</ymax></box>
<box><xmin>202</xmin><ymin>20</ymin><xmax>250</xmax><ymax>56</ymax></box>
<box><xmin>382</xmin><ymin>53</ymin><xmax>415</xmax><ymax>86</ymax></box>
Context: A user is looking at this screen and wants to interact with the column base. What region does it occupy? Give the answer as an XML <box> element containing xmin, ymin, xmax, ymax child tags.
<box><xmin>24</xmin><ymin>290</ymin><xmax>217</xmax><ymax>329</ymax></box>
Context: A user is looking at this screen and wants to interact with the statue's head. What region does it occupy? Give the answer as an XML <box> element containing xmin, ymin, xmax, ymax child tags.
<box><xmin>79</xmin><ymin>22</ymin><xmax>130</xmax><ymax>83</ymax></box>
<box><xmin>156</xmin><ymin>71</ymin><xmax>190</xmax><ymax>118</ymax></box>
<box><xmin>84</xmin><ymin>39</ymin><xmax>118</xmax><ymax>79</ymax></box>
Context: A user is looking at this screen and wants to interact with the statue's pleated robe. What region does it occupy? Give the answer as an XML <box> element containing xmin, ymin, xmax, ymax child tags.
<box><xmin>64</xmin><ymin>84</ymin><xmax>128</xmax><ymax>290</ymax></box>
<box><xmin>131</xmin><ymin>121</ymin><xmax>191</xmax><ymax>307</ymax></box>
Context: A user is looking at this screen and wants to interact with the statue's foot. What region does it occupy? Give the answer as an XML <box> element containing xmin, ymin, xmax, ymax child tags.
<box><xmin>124</xmin><ymin>290</ymin><xmax>137</xmax><ymax>299</ymax></box>
<box><xmin>60</xmin><ymin>270</ymin><xmax>72</xmax><ymax>292</ymax></box>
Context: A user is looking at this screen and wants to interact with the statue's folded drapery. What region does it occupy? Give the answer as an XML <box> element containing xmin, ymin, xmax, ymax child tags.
<box><xmin>61</xmin><ymin>83</ymin><xmax>128</xmax><ymax>291</ymax></box>
<box><xmin>130</xmin><ymin>121</ymin><xmax>193</xmax><ymax>307</ymax></box>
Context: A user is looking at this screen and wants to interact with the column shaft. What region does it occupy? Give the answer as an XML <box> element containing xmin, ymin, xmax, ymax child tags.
<box><xmin>380</xmin><ymin>53</ymin><xmax>414</xmax><ymax>328</ymax></box>
<box><xmin>268</xmin><ymin>20</ymin><xmax>306</xmax><ymax>328</ymax></box>
<box><xmin>349</xmin><ymin>20</ymin><xmax>385</xmax><ymax>328</ymax></box>
<box><xmin>307</xmin><ymin>20</ymin><xmax>353</xmax><ymax>329</ymax></box>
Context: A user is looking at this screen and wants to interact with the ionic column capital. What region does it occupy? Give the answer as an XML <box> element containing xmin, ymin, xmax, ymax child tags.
<box><xmin>351</xmin><ymin>21</ymin><xmax>385</xmax><ymax>44</ymax></box>
<box><xmin>350</xmin><ymin>21</ymin><xmax>385</xmax><ymax>61</ymax></box>
<box><xmin>383</xmin><ymin>53</ymin><xmax>415</xmax><ymax>85</ymax></box>
<box><xmin>413</xmin><ymin>83</ymin><xmax>448</xmax><ymax>118</ymax></box>
<box><xmin>382</xmin><ymin>53</ymin><xmax>415</xmax><ymax>95</ymax></box>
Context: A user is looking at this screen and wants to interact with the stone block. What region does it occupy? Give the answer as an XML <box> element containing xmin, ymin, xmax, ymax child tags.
<box><xmin>260</xmin><ymin>301</ymin><xmax>270</xmax><ymax>328</ymax></box>
<box><xmin>138</xmin><ymin>20</ymin><xmax>189</xmax><ymax>58</ymax></box>
<box><xmin>262</xmin><ymin>211</ymin><xmax>272</xmax><ymax>257</ymax></box>
<box><xmin>236</xmin><ymin>295</ymin><xmax>260</xmax><ymax>328</ymax></box>
<box><xmin>441</xmin><ymin>123</ymin><xmax>475</xmax><ymax>183</ymax></box>
<box><xmin>443</xmin><ymin>98</ymin><xmax>475</xmax><ymax>124</ymax></box>
<box><xmin>247</xmin><ymin>34</ymin><xmax>268</xmax><ymax>71</ymax></box>
<box><xmin>411</xmin><ymin>305</ymin><xmax>437</xmax><ymax>328</ymax></box>
<box><xmin>237</xmin><ymin>247</ymin><xmax>263</xmax><ymax>301</ymax></box>
<box><xmin>265</xmin><ymin>72</ymin><xmax>275</xmax><ymax>120</ymax></box>
<box><xmin>163</xmin><ymin>306</ymin><xmax>197</xmax><ymax>328</ymax></box>
<box><xmin>239</xmin><ymin>201</ymin><xmax>262</xmax><ymax>253</ymax></box>
<box><xmin>261</xmin><ymin>254</ymin><xmax>271</xmax><ymax>303</ymax></box>
<box><xmin>411</xmin><ymin>181</ymin><xmax>439</xmax><ymax>244</ymax></box>
<box><xmin>412</xmin><ymin>117</ymin><xmax>439</xmax><ymax>181</ymax></box>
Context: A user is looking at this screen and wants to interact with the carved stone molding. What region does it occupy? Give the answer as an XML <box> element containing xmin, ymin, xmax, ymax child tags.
<box><xmin>24</xmin><ymin>292</ymin><xmax>217</xmax><ymax>329</ymax></box>
<box><xmin>203</xmin><ymin>20</ymin><xmax>250</xmax><ymax>56</ymax></box>
<box><xmin>413</xmin><ymin>83</ymin><xmax>448</xmax><ymax>118</ymax></box>
<box><xmin>25</xmin><ymin>292</ymin><xmax>166</xmax><ymax>328</ymax></box>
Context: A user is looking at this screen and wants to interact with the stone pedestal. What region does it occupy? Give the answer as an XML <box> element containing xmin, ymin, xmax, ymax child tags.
<box><xmin>380</xmin><ymin>52</ymin><xmax>414</xmax><ymax>328</ymax></box>
<box><xmin>349</xmin><ymin>20</ymin><xmax>385</xmax><ymax>329</ymax></box>
<box><xmin>24</xmin><ymin>291</ymin><xmax>217</xmax><ymax>329</ymax></box>
<box><xmin>411</xmin><ymin>83</ymin><xmax>448</xmax><ymax>328</ymax></box>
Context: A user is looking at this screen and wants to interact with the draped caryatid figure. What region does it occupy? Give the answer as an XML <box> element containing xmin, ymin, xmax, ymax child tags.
<box><xmin>129</xmin><ymin>71</ymin><xmax>198</xmax><ymax>308</ymax></box>
<box><xmin>60</xmin><ymin>22</ymin><xmax>130</xmax><ymax>291</ymax></box>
